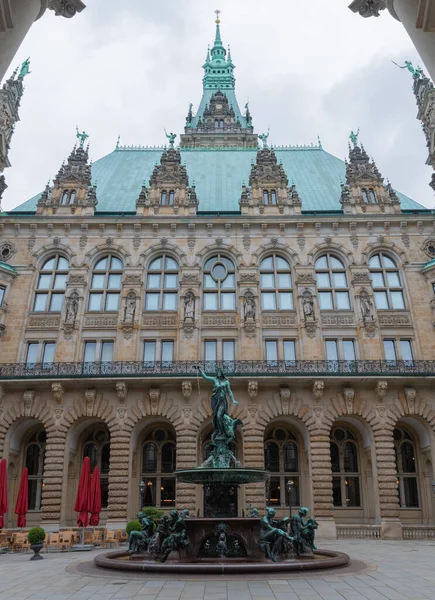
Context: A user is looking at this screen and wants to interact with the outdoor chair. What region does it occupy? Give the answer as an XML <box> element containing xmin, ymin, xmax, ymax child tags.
<box><xmin>103</xmin><ymin>529</ymin><xmax>117</xmax><ymax>548</ymax></box>
<box><xmin>115</xmin><ymin>529</ymin><xmax>128</xmax><ymax>544</ymax></box>
<box><xmin>0</xmin><ymin>532</ymin><xmax>11</xmax><ymax>551</ymax></box>
<box><xmin>46</xmin><ymin>532</ymin><xmax>60</xmax><ymax>552</ymax></box>
<box><xmin>12</xmin><ymin>532</ymin><xmax>30</xmax><ymax>553</ymax></box>
<box><xmin>59</xmin><ymin>531</ymin><xmax>75</xmax><ymax>551</ymax></box>
<box><xmin>92</xmin><ymin>530</ymin><xmax>103</xmax><ymax>546</ymax></box>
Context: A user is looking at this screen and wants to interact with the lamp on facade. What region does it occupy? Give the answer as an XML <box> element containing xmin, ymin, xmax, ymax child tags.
<box><xmin>139</xmin><ymin>480</ymin><xmax>145</xmax><ymax>509</ymax></box>
<box><xmin>286</xmin><ymin>479</ymin><xmax>294</xmax><ymax>519</ymax></box>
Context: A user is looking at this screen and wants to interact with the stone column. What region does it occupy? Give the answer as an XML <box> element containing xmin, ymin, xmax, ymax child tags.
<box><xmin>390</xmin><ymin>0</ymin><xmax>435</xmax><ymax>81</ymax></box>
<box><xmin>175</xmin><ymin>415</ymin><xmax>197</xmax><ymax>512</ymax></box>
<box><xmin>106</xmin><ymin>425</ymin><xmax>131</xmax><ymax>529</ymax></box>
<box><xmin>41</xmin><ymin>419</ymin><xmax>67</xmax><ymax>531</ymax></box>
<box><xmin>243</xmin><ymin>416</ymin><xmax>265</xmax><ymax>511</ymax></box>
<box><xmin>373</xmin><ymin>420</ymin><xmax>402</xmax><ymax>538</ymax></box>
<box><xmin>0</xmin><ymin>0</ymin><xmax>45</xmax><ymax>82</ymax></box>
<box><xmin>310</xmin><ymin>426</ymin><xmax>336</xmax><ymax>538</ymax></box>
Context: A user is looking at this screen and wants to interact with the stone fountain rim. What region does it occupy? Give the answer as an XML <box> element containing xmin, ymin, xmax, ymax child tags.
<box><xmin>94</xmin><ymin>549</ymin><xmax>350</xmax><ymax>574</ymax></box>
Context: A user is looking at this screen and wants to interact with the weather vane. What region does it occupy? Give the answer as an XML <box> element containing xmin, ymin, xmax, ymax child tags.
<box><xmin>215</xmin><ymin>9</ymin><xmax>221</xmax><ymax>23</ymax></box>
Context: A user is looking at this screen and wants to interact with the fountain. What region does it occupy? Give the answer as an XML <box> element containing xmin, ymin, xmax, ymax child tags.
<box><xmin>94</xmin><ymin>367</ymin><xmax>349</xmax><ymax>574</ymax></box>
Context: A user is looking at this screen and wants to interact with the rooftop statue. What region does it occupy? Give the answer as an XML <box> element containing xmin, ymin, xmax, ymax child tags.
<box><xmin>393</xmin><ymin>60</ymin><xmax>424</xmax><ymax>80</ymax></box>
<box><xmin>18</xmin><ymin>58</ymin><xmax>31</xmax><ymax>79</ymax></box>
<box><xmin>76</xmin><ymin>126</ymin><xmax>89</xmax><ymax>148</ymax></box>
<box><xmin>349</xmin><ymin>128</ymin><xmax>360</xmax><ymax>148</ymax></box>
<box><xmin>259</xmin><ymin>130</ymin><xmax>269</xmax><ymax>149</ymax></box>
<box><xmin>164</xmin><ymin>129</ymin><xmax>177</xmax><ymax>148</ymax></box>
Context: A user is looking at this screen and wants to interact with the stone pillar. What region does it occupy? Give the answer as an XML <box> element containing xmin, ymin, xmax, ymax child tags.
<box><xmin>41</xmin><ymin>420</ymin><xmax>67</xmax><ymax>531</ymax></box>
<box><xmin>243</xmin><ymin>419</ymin><xmax>265</xmax><ymax>512</ymax></box>
<box><xmin>175</xmin><ymin>419</ymin><xmax>197</xmax><ymax>512</ymax></box>
<box><xmin>310</xmin><ymin>426</ymin><xmax>336</xmax><ymax>538</ymax></box>
<box><xmin>106</xmin><ymin>426</ymin><xmax>131</xmax><ymax>529</ymax></box>
<box><xmin>390</xmin><ymin>0</ymin><xmax>435</xmax><ymax>81</ymax></box>
<box><xmin>373</xmin><ymin>421</ymin><xmax>402</xmax><ymax>539</ymax></box>
<box><xmin>0</xmin><ymin>0</ymin><xmax>45</xmax><ymax>82</ymax></box>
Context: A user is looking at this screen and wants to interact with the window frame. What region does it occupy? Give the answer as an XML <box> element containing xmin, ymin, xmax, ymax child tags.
<box><xmin>330</xmin><ymin>427</ymin><xmax>361</xmax><ymax>509</ymax></box>
<box><xmin>142</xmin><ymin>339</ymin><xmax>175</xmax><ymax>366</ymax></box>
<box><xmin>260</xmin><ymin>254</ymin><xmax>293</xmax><ymax>312</ymax></box>
<box><xmin>394</xmin><ymin>427</ymin><xmax>420</xmax><ymax>509</ymax></box>
<box><xmin>264</xmin><ymin>427</ymin><xmax>301</xmax><ymax>508</ymax></box>
<box><xmin>145</xmin><ymin>254</ymin><xmax>179</xmax><ymax>312</ymax></box>
<box><xmin>141</xmin><ymin>428</ymin><xmax>176</xmax><ymax>508</ymax></box>
<box><xmin>25</xmin><ymin>430</ymin><xmax>47</xmax><ymax>511</ymax></box>
<box><xmin>25</xmin><ymin>341</ymin><xmax>56</xmax><ymax>367</ymax></box>
<box><xmin>315</xmin><ymin>254</ymin><xmax>350</xmax><ymax>311</ymax></box>
<box><xmin>203</xmin><ymin>254</ymin><xmax>236</xmax><ymax>312</ymax></box>
<box><xmin>383</xmin><ymin>338</ymin><xmax>414</xmax><ymax>364</ymax></box>
<box><xmin>88</xmin><ymin>254</ymin><xmax>123</xmax><ymax>313</ymax></box>
<box><xmin>369</xmin><ymin>253</ymin><xmax>405</xmax><ymax>311</ymax></box>
<box><xmin>33</xmin><ymin>255</ymin><xmax>69</xmax><ymax>313</ymax></box>
<box><xmin>83</xmin><ymin>428</ymin><xmax>111</xmax><ymax>509</ymax></box>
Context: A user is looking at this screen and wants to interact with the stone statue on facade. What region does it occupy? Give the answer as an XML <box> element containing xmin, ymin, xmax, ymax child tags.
<box><xmin>302</xmin><ymin>292</ymin><xmax>315</xmax><ymax>321</ymax></box>
<box><xmin>243</xmin><ymin>289</ymin><xmax>256</xmax><ymax>320</ymax></box>
<box><xmin>127</xmin><ymin>512</ymin><xmax>154</xmax><ymax>554</ymax></box>
<box><xmin>65</xmin><ymin>291</ymin><xmax>79</xmax><ymax>325</ymax></box>
<box><xmin>290</xmin><ymin>507</ymin><xmax>318</xmax><ymax>555</ymax></box>
<box><xmin>259</xmin><ymin>507</ymin><xmax>293</xmax><ymax>562</ymax></box>
<box><xmin>183</xmin><ymin>290</ymin><xmax>195</xmax><ymax>321</ymax></box>
<box><xmin>124</xmin><ymin>292</ymin><xmax>137</xmax><ymax>323</ymax></box>
<box><xmin>76</xmin><ymin>126</ymin><xmax>89</xmax><ymax>148</ymax></box>
<box><xmin>360</xmin><ymin>294</ymin><xmax>374</xmax><ymax>321</ymax></box>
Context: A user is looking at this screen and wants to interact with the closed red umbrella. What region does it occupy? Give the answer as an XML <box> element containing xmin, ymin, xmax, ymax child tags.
<box><xmin>0</xmin><ymin>459</ymin><xmax>7</xmax><ymax>529</ymax></box>
<box><xmin>74</xmin><ymin>456</ymin><xmax>91</xmax><ymax>528</ymax></box>
<box><xmin>15</xmin><ymin>467</ymin><xmax>28</xmax><ymax>528</ymax></box>
<box><xmin>89</xmin><ymin>466</ymin><xmax>101</xmax><ymax>526</ymax></box>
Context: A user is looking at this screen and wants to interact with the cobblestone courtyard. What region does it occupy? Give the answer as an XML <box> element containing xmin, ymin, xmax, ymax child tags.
<box><xmin>1</xmin><ymin>540</ymin><xmax>435</xmax><ymax>600</ymax></box>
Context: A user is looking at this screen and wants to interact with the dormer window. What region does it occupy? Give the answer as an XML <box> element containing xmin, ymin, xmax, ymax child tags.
<box><xmin>60</xmin><ymin>190</ymin><xmax>76</xmax><ymax>206</ymax></box>
<box><xmin>168</xmin><ymin>191</ymin><xmax>175</xmax><ymax>206</ymax></box>
<box><xmin>69</xmin><ymin>190</ymin><xmax>76</xmax><ymax>205</ymax></box>
<box><xmin>61</xmin><ymin>191</ymin><xmax>69</xmax><ymax>206</ymax></box>
<box><xmin>369</xmin><ymin>189</ymin><xmax>376</xmax><ymax>204</ymax></box>
<box><xmin>161</xmin><ymin>191</ymin><xmax>167</xmax><ymax>205</ymax></box>
<box><xmin>361</xmin><ymin>189</ymin><xmax>368</xmax><ymax>204</ymax></box>
<box><xmin>263</xmin><ymin>191</ymin><xmax>269</xmax><ymax>204</ymax></box>
<box><xmin>270</xmin><ymin>190</ymin><xmax>277</xmax><ymax>205</ymax></box>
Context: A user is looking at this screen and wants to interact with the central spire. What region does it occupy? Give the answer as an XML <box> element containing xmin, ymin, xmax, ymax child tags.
<box><xmin>180</xmin><ymin>11</ymin><xmax>257</xmax><ymax>149</ymax></box>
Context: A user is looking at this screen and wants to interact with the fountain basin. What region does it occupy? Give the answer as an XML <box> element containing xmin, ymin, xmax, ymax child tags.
<box><xmin>175</xmin><ymin>468</ymin><xmax>270</xmax><ymax>485</ymax></box>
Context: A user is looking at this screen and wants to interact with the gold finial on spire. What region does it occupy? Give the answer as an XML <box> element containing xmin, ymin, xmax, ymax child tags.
<box><xmin>215</xmin><ymin>9</ymin><xmax>221</xmax><ymax>23</ymax></box>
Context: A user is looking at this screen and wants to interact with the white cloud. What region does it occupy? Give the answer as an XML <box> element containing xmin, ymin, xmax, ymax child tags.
<box><xmin>2</xmin><ymin>0</ymin><xmax>433</xmax><ymax>210</ymax></box>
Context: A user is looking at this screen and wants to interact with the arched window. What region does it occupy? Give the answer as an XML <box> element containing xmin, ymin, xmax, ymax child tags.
<box><xmin>260</xmin><ymin>255</ymin><xmax>293</xmax><ymax>310</ymax></box>
<box><xmin>141</xmin><ymin>428</ymin><xmax>176</xmax><ymax>508</ymax></box>
<box><xmin>264</xmin><ymin>427</ymin><xmax>300</xmax><ymax>507</ymax></box>
<box><xmin>145</xmin><ymin>255</ymin><xmax>178</xmax><ymax>311</ymax></box>
<box><xmin>315</xmin><ymin>254</ymin><xmax>350</xmax><ymax>310</ymax></box>
<box><xmin>263</xmin><ymin>190</ymin><xmax>269</xmax><ymax>204</ymax></box>
<box><xmin>88</xmin><ymin>254</ymin><xmax>123</xmax><ymax>312</ymax></box>
<box><xmin>270</xmin><ymin>190</ymin><xmax>277</xmax><ymax>205</ymax></box>
<box><xmin>203</xmin><ymin>255</ymin><xmax>236</xmax><ymax>311</ymax></box>
<box><xmin>161</xmin><ymin>191</ymin><xmax>167</xmax><ymax>205</ymax></box>
<box><xmin>369</xmin><ymin>253</ymin><xmax>405</xmax><ymax>310</ymax></box>
<box><xmin>361</xmin><ymin>189</ymin><xmax>368</xmax><ymax>204</ymax></box>
<box><xmin>368</xmin><ymin>189</ymin><xmax>376</xmax><ymax>204</ymax></box>
<box><xmin>83</xmin><ymin>428</ymin><xmax>110</xmax><ymax>509</ymax></box>
<box><xmin>33</xmin><ymin>255</ymin><xmax>69</xmax><ymax>312</ymax></box>
<box><xmin>394</xmin><ymin>427</ymin><xmax>419</xmax><ymax>508</ymax></box>
<box><xmin>69</xmin><ymin>190</ymin><xmax>76</xmax><ymax>205</ymax></box>
<box><xmin>61</xmin><ymin>191</ymin><xmax>69</xmax><ymax>206</ymax></box>
<box><xmin>168</xmin><ymin>191</ymin><xmax>175</xmax><ymax>206</ymax></box>
<box><xmin>25</xmin><ymin>430</ymin><xmax>46</xmax><ymax>510</ymax></box>
<box><xmin>330</xmin><ymin>427</ymin><xmax>361</xmax><ymax>507</ymax></box>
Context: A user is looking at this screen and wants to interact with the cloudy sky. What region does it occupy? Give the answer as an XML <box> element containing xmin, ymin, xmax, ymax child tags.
<box><xmin>2</xmin><ymin>0</ymin><xmax>434</xmax><ymax>211</ymax></box>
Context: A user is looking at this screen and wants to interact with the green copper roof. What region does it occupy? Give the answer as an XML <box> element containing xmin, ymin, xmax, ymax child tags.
<box><xmin>12</xmin><ymin>145</ymin><xmax>426</xmax><ymax>214</ymax></box>
<box><xmin>0</xmin><ymin>260</ymin><xmax>17</xmax><ymax>273</ymax></box>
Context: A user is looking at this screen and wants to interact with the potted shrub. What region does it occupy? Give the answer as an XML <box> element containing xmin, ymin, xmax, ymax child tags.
<box><xmin>27</xmin><ymin>527</ymin><xmax>45</xmax><ymax>561</ymax></box>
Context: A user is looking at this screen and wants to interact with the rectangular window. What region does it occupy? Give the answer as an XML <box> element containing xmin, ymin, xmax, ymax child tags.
<box><xmin>105</xmin><ymin>293</ymin><xmax>120</xmax><ymax>311</ymax></box>
<box><xmin>284</xmin><ymin>476</ymin><xmax>300</xmax><ymax>507</ymax></box>
<box><xmin>402</xmin><ymin>477</ymin><xmax>419</xmax><ymax>508</ymax></box>
<box><xmin>42</xmin><ymin>342</ymin><xmax>55</xmax><ymax>365</ymax></box>
<box><xmin>283</xmin><ymin>340</ymin><xmax>296</xmax><ymax>364</ymax></box>
<box><xmin>145</xmin><ymin>293</ymin><xmax>159</xmax><ymax>310</ymax></box>
<box><xmin>144</xmin><ymin>341</ymin><xmax>156</xmax><ymax>365</ymax></box>
<box><xmin>261</xmin><ymin>292</ymin><xmax>276</xmax><ymax>310</ymax></box>
<box><xmin>318</xmin><ymin>291</ymin><xmax>333</xmax><ymax>310</ymax></box>
<box><xmin>222</xmin><ymin>340</ymin><xmax>235</xmax><ymax>362</ymax></box>
<box><xmin>88</xmin><ymin>293</ymin><xmax>103</xmax><ymax>312</ymax></box>
<box><xmin>108</xmin><ymin>274</ymin><xmax>122</xmax><ymax>289</ymax></box>
<box><xmin>160</xmin><ymin>478</ymin><xmax>176</xmax><ymax>507</ymax></box>
<box><xmin>37</xmin><ymin>274</ymin><xmax>51</xmax><ymax>289</ymax></box>
<box><xmin>143</xmin><ymin>478</ymin><xmax>156</xmax><ymax>507</ymax></box>
<box><xmin>333</xmin><ymin>273</ymin><xmax>347</xmax><ymax>289</ymax></box>
<box><xmin>261</xmin><ymin>273</ymin><xmax>275</xmax><ymax>288</ymax></box>
<box><xmin>278</xmin><ymin>292</ymin><xmax>293</xmax><ymax>310</ymax></box>
<box><xmin>400</xmin><ymin>340</ymin><xmax>413</xmax><ymax>362</ymax></box>
<box><xmin>84</xmin><ymin>341</ymin><xmax>97</xmax><ymax>363</ymax></box>
<box><xmin>91</xmin><ymin>274</ymin><xmax>105</xmax><ymax>289</ymax></box>
<box><xmin>204</xmin><ymin>293</ymin><xmax>218</xmax><ymax>311</ymax></box>
<box><xmin>205</xmin><ymin>340</ymin><xmax>217</xmax><ymax>362</ymax></box>
<box><xmin>53</xmin><ymin>274</ymin><xmax>67</xmax><ymax>290</ymax></box>
<box><xmin>163</xmin><ymin>293</ymin><xmax>177</xmax><ymax>311</ymax></box>
<box><xmin>345</xmin><ymin>477</ymin><xmax>361</xmax><ymax>507</ymax></box>
<box><xmin>49</xmin><ymin>293</ymin><xmax>64</xmax><ymax>312</ymax></box>
<box><xmin>374</xmin><ymin>291</ymin><xmax>389</xmax><ymax>310</ymax></box>
<box><xmin>332</xmin><ymin>477</ymin><xmax>342</xmax><ymax>507</ymax></box>
<box><xmin>325</xmin><ymin>340</ymin><xmax>338</xmax><ymax>361</ymax></box>
<box><xmin>336</xmin><ymin>292</ymin><xmax>350</xmax><ymax>310</ymax></box>
<box><xmin>33</xmin><ymin>293</ymin><xmax>48</xmax><ymax>312</ymax></box>
<box><xmin>221</xmin><ymin>293</ymin><xmax>236</xmax><ymax>310</ymax></box>
<box><xmin>265</xmin><ymin>340</ymin><xmax>278</xmax><ymax>363</ymax></box>
<box><xmin>383</xmin><ymin>340</ymin><xmax>397</xmax><ymax>362</ymax></box>
<box><xmin>267</xmin><ymin>477</ymin><xmax>281</xmax><ymax>507</ymax></box>
<box><xmin>161</xmin><ymin>340</ymin><xmax>174</xmax><ymax>365</ymax></box>
<box><xmin>26</xmin><ymin>343</ymin><xmax>39</xmax><ymax>366</ymax></box>
<box><xmin>391</xmin><ymin>291</ymin><xmax>405</xmax><ymax>310</ymax></box>
<box><xmin>0</xmin><ymin>286</ymin><xmax>5</xmax><ymax>306</ymax></box>
<box><xmin>342</xmin><ymin>340</ymin><xmax>356</xmax><ymax>361</ymax></box>
<box><xmin>101</xmin><ymin>341</ymin><xmax>114</xmax><ymax>362</ymax></box>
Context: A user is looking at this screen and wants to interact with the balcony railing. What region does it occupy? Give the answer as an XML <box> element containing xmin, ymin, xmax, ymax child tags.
<box><xmin>0</xmin><ymin>360</ymin><xmax>434</xmax><ymax>380</ymax></box>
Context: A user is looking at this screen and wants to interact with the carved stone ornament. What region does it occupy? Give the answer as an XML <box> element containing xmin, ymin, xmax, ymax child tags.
<box><xmin>183</xmin><ymin>290</ymin><xmax>195</xmax><ymax>321</ymax></box>
<box><xmin>0</xmin><ymin>385</ymin><xmax>4</xmax><ymax>405</ymax></box>
<box><xmin>117</xmin><ymin>406</ymin><xmax>127</xmax><ymax>419</ymax></box>
<box><xmin>375</xmin><ymin>380</ymin><xmax>388</xmax><ymax>403</ymax></box>
<box><xmin>23</xmin><ymin>390</ymin><xmax>35</xmax><ymax>417</ymax></box>
<box><xmin>84</xmin><ymin>388</ymin><xmax>96</xmax><ymax>416</ymax></box>
<box><xmin>182</xmin><ymin>381</ymin><xmax>192</xmax><ymax>401</ymax></box>
<box><xmin>295</xmin><ymin>272</ymin><xmax>315</xmax><ymax>285</ymax></box>
<box><xmin>352</xmin><ymin>271</ymin><xmax>371</xmax><ymax>284</ymax></box>
<box><xmin>248</xmin><ymin>380</ymin><xmax>258</xmax><ymax>398</ymax></box>
<box><xmin>348</xmin><ymin>0</ymin><xmax>386</xmax><ymax>19</ymax></box>
<box><xmin>312</xmin><ymin>380</ymin><xmax>324</xmax><ymax>402</ymax></box>
<box><xmin>149</xmin><ymin>388</ymin><xmax>160</xmax><ymax>409</ymax></box>
<box><xmin>239</xmin><ymin>273</ymin><xmax>257</xmax><ymax>283</ymax></box>
<box><xmin>243</xmin><ymin>289</ymin><xmax>256</xmax><ymax>321</ymax></box>
<box><xmin>0</xmin><ymin>241</ymin><xmax>16</xmax><ymax>262</ymax></box>
<box><xmin>422</xmin><ymin>239</ymin><xmax>435</xmax><ymax>259</ymax></box>
<box><xmin>183</xmin><ymin>407</ymin><xmax>192</xmax><ymax>420</ymax></box>
<box><xmin>301</xmin><ymin>289</ymin><xmax>315</xmax><ymax>323</ymax></box>
<box><xmin>404</xmin><ymin>386</ymin><xmax>416</xmax><ymax>414</ymax></box>
<box><xmin>305</xmin><ymin>322</ymin><xmax>317</xmax><ymax>338</ymax></box>
<box><xmin>64</xmin><ymin>289</ymin><xmax>79</xmax><ymax>332</ymax></box>
<box><xmin>123</xmin><ymin>290</ymin><xmax>137</xmax><ymax>323</ymax></box>
<box><xmin>124</xmin><ymin>273</ymin><xmax>142</xmax><ymax>285</ymax></box>
<box><xmin>116</xmin><ymin>381</ymin><xmax>127</xmax><ymax>403</ymax></box>
<box><xmin>51</xmin><ymin>382</ymin><xmax>64</xmax><ymax>405</ymax></box>
<box><xmin>313</xmin><ymin>405</ymin><xmax>323</xmax><ymax>419</ymax></box>
<box><xmin>68</xmin><ymin>274</ymin><xmax>86</xmax><ymax>285</ymax></box>
<box><xmin>343</xmin><ymin>387</ymin><xmax>355</xmax><ymax>414</ymax></box>
<box><xmin>48</xmin><ymin>0</ymin><xmax>86</xmax><ymax>18</ymax></box>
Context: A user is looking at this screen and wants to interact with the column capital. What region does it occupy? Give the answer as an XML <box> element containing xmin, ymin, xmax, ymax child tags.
<box><xmin>48</xmin><ymin>0</ymin><xmax>86</xmax><ymax>18</ymax></box>
<box><xmin>348</xmin><ymin>0</ymin><xmax>400</xmax><ymax>20</ymax></box>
